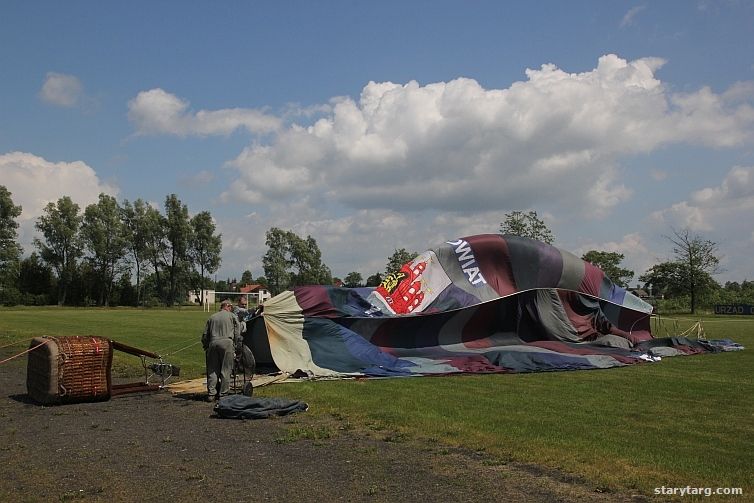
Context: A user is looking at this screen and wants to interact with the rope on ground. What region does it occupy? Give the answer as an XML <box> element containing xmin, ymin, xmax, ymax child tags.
<box><xmin>164</xmin><ymin>339</ymin><xmax>202</xmax><ymax>356</ymax></box>
<box><xmin>155</xmin><ymin>339</ymin><xmax>202</xmax><ymax>357</ymax></box>
<box><xmin>651</xmin><ymin>315</ymin><xmax>714</xmax><ymax>340</ymax></box>
<box><xmin>0</xmin><ymin>339</ymin><xmax>49</xmax><ymax>365</ymax></box>
<box><xmin>0</xmin><ymin>337</ymin><xmax>32</xmax><ymax>350</ymax></box>
<box><xmin>677</xmin><ymin>320</ymin><xmax>706</xmax><ymax>340</ymax></box>
<box><xmin>664</xmin><ymin>316</ymin><xmax>753</xmax><ymax>323</ymax></box>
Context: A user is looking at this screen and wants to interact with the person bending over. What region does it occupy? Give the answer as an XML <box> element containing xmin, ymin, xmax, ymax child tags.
<box><xmin>201</xmin><ymin>299</ymin><xmax>241</xmax><ymax>401</ymax></box>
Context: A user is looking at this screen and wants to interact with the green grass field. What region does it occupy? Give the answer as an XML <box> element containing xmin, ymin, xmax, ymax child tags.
<box><xmin>1</xmin><ymin>307</ymin><xmax>751</xmax><ymax>497</ymax></box>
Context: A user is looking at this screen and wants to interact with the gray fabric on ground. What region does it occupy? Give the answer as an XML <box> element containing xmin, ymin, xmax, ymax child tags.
<box><xmin>646</xmin><ymin>346</ymin><xmax>684</xmax><ymax>357</ymax></box>
<box><xmin>592</xmin><ymin>334</ymin><xmax>633</xmax><ymax>349</ymax></box>
<box><xmin>214</xmin><ymin>395</ymin><xmax>309</xmax><ymax>419</ymax></box>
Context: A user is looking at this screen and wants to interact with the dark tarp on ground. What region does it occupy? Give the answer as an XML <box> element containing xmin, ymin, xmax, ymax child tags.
<box><xmin>214</xmin><ymin>395</ymin><xmax>308</xmax><ymax>419</ymax></box>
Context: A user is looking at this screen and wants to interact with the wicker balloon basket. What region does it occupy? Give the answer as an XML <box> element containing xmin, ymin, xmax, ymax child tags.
<box><xmin>26</xmin><ymin>336</ymin><xmax>113</xmax><ymax>405</ymax></box>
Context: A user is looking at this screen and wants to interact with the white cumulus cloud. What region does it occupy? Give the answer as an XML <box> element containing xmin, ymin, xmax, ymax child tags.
<box><xmin>652</xmin><ymin>165</ymin><xmax>754</xmax><ymax>230</ymax></box>
<box><xmin>210</xmin><ymin>54</ymin><xmax>754</xmax><ymax>283</ymax></box>
<box><xmin>222</xmin><ymin>54</ymin><xmax>754</xmax><ymax>221</ymax></box>
<box><xmin>650</xmin><ymin>165</ymin><xmax>754</xmax><ymax>281</ymax></box>
<box><xmin>127</xmin><ymin>88</ymin><xmax>282</xmax><ymax>137</ymax></box>
<box><xmin>0</xmin><ymin>151</ymin><xmax>118</xmax><ymax>249</ymax></box>
<box><xmin>39</xmin><ymin>72</ymin><xmax>84</xmax><ymax>107</ymax></box>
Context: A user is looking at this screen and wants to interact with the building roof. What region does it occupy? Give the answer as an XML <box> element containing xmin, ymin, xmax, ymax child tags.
<box><xmin>239</xmin><ymin>284</ymin><xmax>267</xmax><ymax>293</ymax></box>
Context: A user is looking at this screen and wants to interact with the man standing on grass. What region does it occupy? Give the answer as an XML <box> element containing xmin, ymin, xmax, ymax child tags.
<box><xmin>201</xmin><ymin>299</ymin><xmax>241</xmax><ymax>401</ymax></box>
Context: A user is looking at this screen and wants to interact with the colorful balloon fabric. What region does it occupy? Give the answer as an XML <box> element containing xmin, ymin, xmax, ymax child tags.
<box><xmin>253</xmin><ymin>234</ymin><xmax>737</xmax><ymax>377</ymax></box>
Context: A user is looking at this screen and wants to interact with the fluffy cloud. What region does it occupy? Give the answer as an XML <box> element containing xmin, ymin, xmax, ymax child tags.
<box><xmin>621</xmin><ymin>6</ymin><xmax>647</xmax><ymax>28</ymax></box>
<box><xmin>210</xmin><ymin>55</ymin><xmax>754</xmax><ymax>282</ymax></box>
<box><xmin>222</xmin><ymin>55</ymin><xmax>754</xmax><ymax>220</ymax></box>
<box><xmin>650</xmin><ymin>165</ymin><xmax>754</xmax><ymax>281</ymax></box>
<box><xmin>127</xmin><ymin>88</ymin><xmax>282</xmax><ymax>137</ymax></box>
<box><xmin>652</xmin><ymin>166</ymin><xmax>754</xmax><ymax>231</ymax></box>
<box><xmin>38</xmin><ymin>72</ymin><xmax>84</xmax><ymax>107</ymax></box>
<box><xmin>0</xmin><ymin>152</ymin><xmax>117</xmax><ymax>248</ymax></box>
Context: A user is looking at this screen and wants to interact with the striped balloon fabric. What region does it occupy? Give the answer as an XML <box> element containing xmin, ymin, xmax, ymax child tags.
<box><xmin>255</xmin><ymin>234</ymin><xmax>733</xmax><ymax>378</ymax></box>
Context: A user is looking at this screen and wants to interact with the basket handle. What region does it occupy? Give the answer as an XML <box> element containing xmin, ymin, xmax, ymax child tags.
<box><xmin>110</xmin><ymin>340</ymin><xmax>160</xmax><ymax>359</ymax></box>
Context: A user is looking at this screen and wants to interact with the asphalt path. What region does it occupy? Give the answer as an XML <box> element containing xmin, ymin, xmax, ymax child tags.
<box><xmin>0</xmin><ymin>351</ymin><xmax>647</xmax><ymax>502</ymax></box>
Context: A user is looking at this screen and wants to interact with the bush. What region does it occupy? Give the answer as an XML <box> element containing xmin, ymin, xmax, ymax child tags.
<box><xmin>21</xmin><ymin>292</ymin><xmax>50</xmax><ymax>306</ymax></box>
<box><xmin>654</xmin><ymin>296</ymin><xmax>691</xmax><ymax>314</ymax></box>
<box><xmin>0</xmin><ymin>287</ymin><xmax>21</xmax><ymax>306</ymax></box>
<box><xmin>143</xmin><ymin>296</ymin><xmax>163</xmax><ymax>308</ymax></box>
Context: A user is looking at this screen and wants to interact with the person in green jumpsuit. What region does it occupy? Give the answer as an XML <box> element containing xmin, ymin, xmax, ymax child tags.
<box><xmin>201</xmin><ymin>299</ymin><xmax>241</xmax><ymax>401</ymax></box>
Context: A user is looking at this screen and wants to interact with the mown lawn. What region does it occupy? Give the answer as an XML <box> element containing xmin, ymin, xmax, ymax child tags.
<box><xmin>1</xmin><ymin>308</ymin><xmax>751</xmax><ymax>497</ymax></box>
<box><xmin>0</xmin><ymin>306</ymin><xmax>209</xmax><ymax>377</ymax></box>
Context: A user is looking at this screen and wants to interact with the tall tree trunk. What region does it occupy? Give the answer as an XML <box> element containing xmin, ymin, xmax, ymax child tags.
<box><xmin>103</xmin><ymin>266</ymin><xmax>112</xmax><ymax>307</ymax></box>
<box><xmin>58</xmin><ymin>264</ymin><xmax>68</xmax><ymax>306</ymax></box>
<box><xmin>135</xmin><ymin>260</ymin><xmax>141</xmax><ymax>307</ymax></box>
<box><xmin>167</xmin><ymin>251</ymin><xmax>177</xmax><ymax>306</ymax></box>
<box><xmin>199</xmin><ymin>263</ymin><xmax>205</xmax><ymax>304</ymax></box>
<box><xmin>151</xmin><ymin>257</ymin><xmax>163</xmax><ymax>304</ymax></box>
<box><xmin>99</xmin><ymin>265</ymin><xmax>105</xmax><ymax>306</ymax></box>
<box><xmin>59</xmin><ymin>277</ymin><xmax>67</xmax><ymax>306</ymax></box>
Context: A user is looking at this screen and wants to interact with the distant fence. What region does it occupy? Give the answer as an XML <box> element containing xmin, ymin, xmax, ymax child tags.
<box><xmin>713</xmin><ymin>304</ymin><xmax>754</xmax><ymax>315</ymax></box>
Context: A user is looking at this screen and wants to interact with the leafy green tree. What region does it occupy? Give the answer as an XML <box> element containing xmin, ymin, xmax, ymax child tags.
<box><xmin>142</xmin><ymin>205</ymin><xmax>168</xmax><ymax>303</ymax></box>
<box><xmin>640</xmin><ymin>229</ymin><xmax>721</xmax><ymax>313</ymax></box>
<box><xmin>724</xmin><ymin>280</ymin><xmax>754</xmax><ymax>304</ymax></box>
<box><xmin>81</xmin><ymin>194</ymin><xmax>128</xmax><ymax>306</ymax></box>
<box><xmin>262</xmin><ymin>228</ymin><xmax>332</xmax><ymax>295</ymax></box>
<box><xmin>164</xmin><ymin>194</ymin><xmax>193</xmax><ymax>306</ymax></box>
<box><xmin>499</xmin><ymin>210</ymin><xmax>554</xmax><ymax>244</ymax></box>
<box><xmin>666</xmin><ymin>228</ymin><xmax>720</xmax><ymax>314</ymax></box>
<box><xmin>121</xmin><ymin>199</ymin><xmax>151</xmax><ymax>306</ymax></box>
<box><xmin>139</xmin><ymin>273</ymin><xmax>163</xmax><ymax>306</ymax></box>
<box><xmin>69</xmin><ymin>260</ymin><xmax>95</xmax><ymax>306</ymax></box>
<box><xmin>34</xmin><ymin>196</ymin><xmax>83</xmax><ymax>305</ymax></box>
<box><xmin>262</xmin><ymin>228</ymin><xmax>291</xmax><ymax>295</ymax></box>
<box><xmin>19</xmin><ymin>252</ymin><xmax>53</xmax><ymax>303</ymax></box>
<box><xmin>0</xmin><ymin>186</ymin><xmax>23</xmax><ymax>304</ymax></box>
<box><xmin>365</xmin><ymin>272</ymin><xmax>383</xmax><ymax>287</ymax></box>
<box><xmin>189</xmin><ymin>211</ymin><xmax>222</xmax><ymax>305</ymax></box>
<box><xmin>112</xmin><ymin>273</ymin><xmax>137</xmax><ymax>307</ymax></box>
<box><xmin>344</xmin><ymin>272</ymin><xmax>363</xmax><ymax>288</ymax></box>
<box><xmin>581</xmin><ymin>250</ymin><xmax>634</xmax><ymax>288</ymax></box>
<box><xmin>241</xmin><ymin>270</ymin><xmax>254</xmax><ymax>285</ymax></box>
<box><xmin>639</xmin><ymin>262</ymin><xmax>685</xmax><ymax>298</ymax></box>
<box><xmin>724</xmin><ymin>281</ymin><xmax>741</xmax><ymax>293</ymax></box>
<box><xmin>255</xmin><ymin>276</ymin><xmax>267</xmax><ymax>287</ymax></box>
<box><xmin>215</xmin><ymin>279</ymin><xmax>229</xmax><ymax>293</ymax></box>
<box><xmin>386</xmin><ymin>248</ymin><xmax>418</xmax><ymax>275</ymax></box>
<box><xmin>289</xmin><ymin>234</ymin><xmax>332</xmax><ymax>286</ymax></box>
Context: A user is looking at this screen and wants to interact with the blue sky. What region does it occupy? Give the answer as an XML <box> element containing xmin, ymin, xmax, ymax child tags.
<box><xmin>2</xmin><ymin>1</ymin><xmax>753</xmax><ymax>285</ymax></box>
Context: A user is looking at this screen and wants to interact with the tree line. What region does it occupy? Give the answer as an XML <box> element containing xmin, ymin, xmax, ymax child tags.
<box><xmin>1</xmin><ymin>186</ymin><xmax>751</xmax><ymax>313</ymax></box>
<box><xmin>260</xmin><ymin>226</ymin><xmax>419</xmax><ymax>295</ymax></box>
<box><xmin>498</xmin><ymin>211</ymin><xmax>747</xmax><ymax>314</ymax></box>
<box><xmin>331</xmin><ymin>211</ymin><xmax>753</xmax><ymax>315</ymax></box>
<box><xmin>0</xmin><ymin>186</ymin><xmax>221</xmax><ymax>307</ymax></box>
